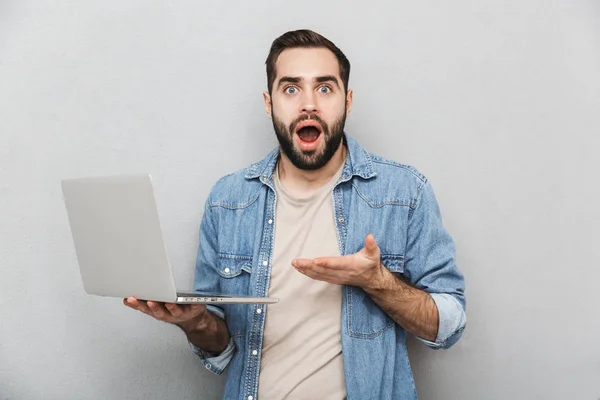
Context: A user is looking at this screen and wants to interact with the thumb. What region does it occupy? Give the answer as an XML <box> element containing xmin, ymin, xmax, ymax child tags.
<box><xmin>364</xmin><ymin>234</ymin><xmax>380</xmax><ymax>259</ymax></box>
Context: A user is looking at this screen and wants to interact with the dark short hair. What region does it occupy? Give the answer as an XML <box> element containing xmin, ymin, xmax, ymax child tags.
<box><xmin>265</xmin><ymin>29</ymin><xmax>351</xmax><ymax>94</ymax></box>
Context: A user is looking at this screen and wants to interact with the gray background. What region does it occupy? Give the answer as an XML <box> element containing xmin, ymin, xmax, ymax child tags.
<box><xmin>1</xmin><ymin>0</ymin><xmax>599</xmax><ymax>399</ymax></box>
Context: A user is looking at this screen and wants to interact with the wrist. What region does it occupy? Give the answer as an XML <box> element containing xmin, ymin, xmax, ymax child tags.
<box><xmin>363</xmin><ymin>263</ymin><xmax>391</xmax><ymax>292</ymax></box>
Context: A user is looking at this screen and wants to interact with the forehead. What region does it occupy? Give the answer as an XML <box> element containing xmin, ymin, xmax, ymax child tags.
<box><xmin>275</xmin><ymin>47</ymin><xmax>341</xmax><ymax>80</ymax></box>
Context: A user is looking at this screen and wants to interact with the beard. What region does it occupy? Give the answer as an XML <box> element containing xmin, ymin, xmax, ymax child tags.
<box><xmin>272</xmin><ymin>107</ymin><xmax>347</xmax><ymax>171</ymax></box>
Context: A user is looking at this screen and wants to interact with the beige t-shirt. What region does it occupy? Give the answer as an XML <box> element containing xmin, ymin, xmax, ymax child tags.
<box><xmin>257</xmin><ymin>164</ymin><xmax>346</xmax><ymax>399</ymax></box>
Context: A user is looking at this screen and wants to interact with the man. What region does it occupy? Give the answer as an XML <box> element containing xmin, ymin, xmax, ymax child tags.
<box><xmin>124</xmin><ymin>29</ymin><xmax>466</xmax><ymax>399</ymax></box>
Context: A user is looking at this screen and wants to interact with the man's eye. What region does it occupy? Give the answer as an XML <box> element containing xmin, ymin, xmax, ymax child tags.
<box><xmin>285</xmin><ymin>87</ymin><xmax>298</xmax><ymax>94</ymax></box>
<box><xmin>318</xmin><ymin>86</ymin><xmax>331</xmax><ymax>94</ymax></box>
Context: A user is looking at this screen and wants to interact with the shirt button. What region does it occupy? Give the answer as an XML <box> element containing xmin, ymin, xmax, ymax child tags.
<box><xmin>224</xmin><ymin>268</ymin><xmax>230</xmax><ymax>273</ymax></box>
<box><xmin>338</xmin><ymin>217</ymin><xmax>344</xmax><ymax>222</ymax></box>
<box><xmin>205</xmin><ymin>364</ymin><xmax>211</xmax><ymax>369</ymax></box>
<box><xmin>262</xmin><ymin>261</ymin><xmax>268</xmax><ymax>266</ymax></box>
<box><xmin>248</xmin><ymin>396</ymin><xmax>253</xmax><ymax>400</ymax></box>
<box><xmin>252</xmin><ymin>350</ymin><xmax>258</xmax><ymax>355</ymax></box>
<box><xmin>256</xmin><ymin>308</ymin><xmax>262</xmax><ymax>314</ymax></box>
<box><xmin>268</xmin><ymin>219</ymin><xmax>273</xmax><ymax>224</ymax></box>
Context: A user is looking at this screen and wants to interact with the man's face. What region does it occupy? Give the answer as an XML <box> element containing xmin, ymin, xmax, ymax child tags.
<box><xmin>264</xmin><ymin>47</ymin><xmax>353</xmax><ymax>171</ymax></box>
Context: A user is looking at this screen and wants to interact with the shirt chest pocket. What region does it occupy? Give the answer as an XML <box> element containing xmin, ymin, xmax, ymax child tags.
<box><xmin>347</xmin><ymin>254</ymin><xmax>405</xmax><ymax>338</ymax></box>
<box><xmin>215</xmin><ymin>254</ymin><xmax>253</xmax><ymax>293</ymax></box>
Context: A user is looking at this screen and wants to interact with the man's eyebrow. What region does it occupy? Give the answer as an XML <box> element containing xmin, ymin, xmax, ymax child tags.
<box><xmin>277</xmin><ymin>76</ymin><xmax>302</xmax><ymax>88</ymax></box>
<box><xmin>315</xmin><ymin>75</ymin><xmax>341</xmax><ymax>89</ymax></box>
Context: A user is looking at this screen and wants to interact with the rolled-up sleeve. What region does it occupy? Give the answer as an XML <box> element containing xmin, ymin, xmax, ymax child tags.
<box><xmin>188</xmin><ymin>305</ymin><xmax>236</xmax><ymax>374</ymax></box>
<box><xmin>417</xmin><ymin>293</ymin><xmax>466</xmax><ymax>349</ymax></box>
<box><xmin>405</xmin><ymin>180</ymin><xmax>467</xmax><ymax>350</ymax></box>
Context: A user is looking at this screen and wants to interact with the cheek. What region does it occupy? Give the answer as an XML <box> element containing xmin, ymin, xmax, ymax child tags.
<box><xmin>272</xmin><ymin>99</ymin><xmax>297</xmax><ymax>122</ymax></box>
<box><xmin>321</xmin><ymin>102</ymin><xmax>346</xmax><ymax>124</ymax></box>
<box><xmin>320</xmin><ymin>95</ymin><xmax>346</xmax><ymax>111</ymax></box>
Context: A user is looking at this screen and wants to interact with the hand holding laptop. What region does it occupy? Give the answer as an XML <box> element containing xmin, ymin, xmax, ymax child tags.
<box><xmin>123</xmin><ymin>296</ymin><xmax>230</xmax><ymax>354</ymax></box>
<box><xmin>123</xmin><ymin>297</ymin><xmax>206</xmax><ymax>328</ymax></box>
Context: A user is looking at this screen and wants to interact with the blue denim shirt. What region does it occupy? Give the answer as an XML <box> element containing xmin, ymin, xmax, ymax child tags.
<box><xmin>190</xmin><ymin>135</ymin><xmax>466</xmax><ymax>400</ymax></box>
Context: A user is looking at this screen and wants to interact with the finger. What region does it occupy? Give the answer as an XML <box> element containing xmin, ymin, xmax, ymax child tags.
<box><xmin>164</xmin><ymin>302</ymin><xmax>185</xmax><ymax>318</ymax></box>
<box><xmin>291</xmin><ymin>258</ymin><xmax>312</xmax><ymax>269</ymax></box>
<box><xmin>123</xmin><ymin>296</ymin><xmax>139</xmax><ymax>308</ymax></box>
<box><xmin>364</xmin><ymin>234</ymin><xmax>380</xmax><ymax>259</ymax></box>
<box><xmin>123</xmin><ymin>297</ymin><xmax>135</xmax><ymax>308</ymax></box>
<box><xmin>313</xmin><ymin>255</ymin><xmax>354</xmax><ymax>270</ymax></box>
<box><xmin>132</xmin><ymin>299</ymin><xmax>154</xmax><ymax>315</ymax></box>
<box><xmin>146</xmin><ymin>301</ymin><xmax>170</xmax><ymax>319</ymax></box>
<box><xmin>299</xmin><ymin>264</ymin><xmax>343</xmax><ymax>284</ymax></box>
<box><xmin>293</xmin><ymin>256</ymin><xmax>352</xmax><ymax>270</ymax></box>
<box><xmin>294</xmin><ymin>261</ymin><xmax>342</xmax><ymax>281</ymax></box>
<box><xmin>124</xmin><ymin>297</ymin><xmax>149</xmax><ymax>313</ymax></box>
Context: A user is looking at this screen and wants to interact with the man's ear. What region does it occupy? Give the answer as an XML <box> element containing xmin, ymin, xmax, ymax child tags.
<box><xmin>263</xmin><ymin>91</ymin><xmax>272</xmax><ymax>119</ymax></box>
<box><xmin>345</xmin><ymin>89</ymin><xmax>354</xmax><ymax>116</ymax></box>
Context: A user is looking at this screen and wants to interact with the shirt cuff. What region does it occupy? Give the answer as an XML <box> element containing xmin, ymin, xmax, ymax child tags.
<box><xmin>417</xmin><ymin>293</ymin><xmax>466</xmax><ymax>349</ymax></box>
<box><xmin>189</xmin><ymin>337</ymin><xmax>236</xmax><ymax>375</ymax></box>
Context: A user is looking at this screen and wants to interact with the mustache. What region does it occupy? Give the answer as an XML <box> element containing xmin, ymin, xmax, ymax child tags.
<box><xmin>289</xmin><ymin>114</ymin><xmax>328</xmax><ymax>134</ymax></box>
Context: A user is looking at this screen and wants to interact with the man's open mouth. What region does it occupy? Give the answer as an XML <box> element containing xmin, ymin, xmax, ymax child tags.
<box><xmin>295</xmin><ymin>121</ymin><xmax>323</xmax><ymax>143</ymax></box>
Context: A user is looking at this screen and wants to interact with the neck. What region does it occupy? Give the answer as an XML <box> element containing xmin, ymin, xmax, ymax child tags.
<box><xmin>277</xmin><ymin>141</ymin><xmax>346</xmax><ymax>196</ymax></box>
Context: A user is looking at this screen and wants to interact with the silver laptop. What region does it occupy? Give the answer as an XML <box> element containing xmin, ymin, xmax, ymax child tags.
<box><xmin>61</xmin><ymin>173</ymin><xmax>277</xmax><ymax>305</ymax></box>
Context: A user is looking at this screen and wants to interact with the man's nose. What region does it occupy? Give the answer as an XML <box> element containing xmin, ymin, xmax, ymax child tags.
<box><xmin>300</xmin><ymin>90</ymin><xmax>318</xmax><ymax>114</ymax></box>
